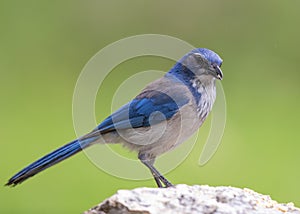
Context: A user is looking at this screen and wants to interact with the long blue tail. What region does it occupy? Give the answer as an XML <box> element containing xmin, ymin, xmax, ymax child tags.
<box><xmin>6</xmin><ymin>139</ymin><xmax>91</xmax><ymax>186</ymax></box>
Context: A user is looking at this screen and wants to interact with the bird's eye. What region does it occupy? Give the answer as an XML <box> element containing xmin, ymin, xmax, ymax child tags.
<box><xmin>219</xmin><ymin>62</ymin><xmax>222</xmax><ymax>67</ymax></box>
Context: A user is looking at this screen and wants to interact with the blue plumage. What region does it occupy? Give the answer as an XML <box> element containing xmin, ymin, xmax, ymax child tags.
<box><xmin>6</xmin><ymin>137</ymin><xmax>97</xmax><ymax>186</ymax></box>
<box><xmin>7</xmin><ymin>140</ymin><xmax>81</xmax><ymax>185</ymax></box>
<box><xmin>6</xmin><ymin>48</ymin><xmax>223</xmax><ymax>187</ymax></box>
<box><xmin>167</xmin><ymin>63</ymin><xmax>202</xmax><ymax>104</ymax></box>
<box><xmin>97</xmin><ymin>90</ymin><xmax>189</xmax><ymax>133</ymax></box>
<box><xmin>190</xmin><ymin>48</ymin><xmax>223</xmax><ymax>66</ymax></box>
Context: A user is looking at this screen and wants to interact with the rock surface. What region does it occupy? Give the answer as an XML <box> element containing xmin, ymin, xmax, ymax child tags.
<box><xmin>84</xmin><ymin>184</ymin><xmax>300</xmax><ymax>214</ymax></box>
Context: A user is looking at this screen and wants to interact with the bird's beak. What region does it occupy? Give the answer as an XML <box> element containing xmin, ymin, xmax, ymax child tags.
<box><xmin>211</xmin><ymin>64</ymin><xmax>223</xmax><ymax>80</ymax></box>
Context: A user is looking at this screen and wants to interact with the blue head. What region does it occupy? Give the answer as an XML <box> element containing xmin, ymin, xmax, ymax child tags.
<box><xmin>179</xmin><ymin>48</ymin><xmax>223</xmax><ymax>80</ymax></box>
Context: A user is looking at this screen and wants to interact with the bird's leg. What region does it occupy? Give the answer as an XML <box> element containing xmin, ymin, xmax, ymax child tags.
<box><xmin>153</xmin><ymin>173</ymin><xmax>163</xmax><ymax>188</ymax></box>
<box><xmin>138</xmin><ymin>153</ymin><xmax>173</xmax><ymax>188</ymax></box>
<box><xmin>140</xmin><ymin>155</ymin><xmax>163</xmax><ymax>187</ymax></box>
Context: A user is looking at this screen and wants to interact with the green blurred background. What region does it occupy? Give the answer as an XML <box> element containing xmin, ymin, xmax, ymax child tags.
<box><xmin>1</xmin><ymin>0</ymin><xmax>300</xmax><ymax>213</ymax></box>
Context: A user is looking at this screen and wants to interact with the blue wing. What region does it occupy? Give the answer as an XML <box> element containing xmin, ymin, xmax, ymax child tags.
<box><xmin>96</xmin><ymin>90</ymin><xmax>189</xmax><ymax>133</ymax></box>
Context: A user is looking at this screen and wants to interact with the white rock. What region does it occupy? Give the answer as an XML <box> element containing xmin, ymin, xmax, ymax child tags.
<box><xmin>84</xmin><ymin>184</ymin><xmax>300</xmax><ymax>214</ymax></box>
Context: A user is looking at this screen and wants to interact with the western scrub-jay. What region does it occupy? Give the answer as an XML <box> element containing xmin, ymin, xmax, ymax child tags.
<box><xmin>6</xmin><ymin>48</ymin><xmax>223</xmax><ymax>188</ymax></box>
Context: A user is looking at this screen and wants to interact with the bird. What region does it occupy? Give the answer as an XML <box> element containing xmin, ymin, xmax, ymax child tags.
<box><xmin>6</xmin><ymin>48</ymin><xmax>223</xmax><ymax>188</ymax></box>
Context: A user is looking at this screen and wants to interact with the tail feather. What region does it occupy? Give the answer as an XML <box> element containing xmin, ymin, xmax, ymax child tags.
<box><xmin>6</xmin><ymin>139</ymin><xmax>90</xmax><ymax>186</ymax></box>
